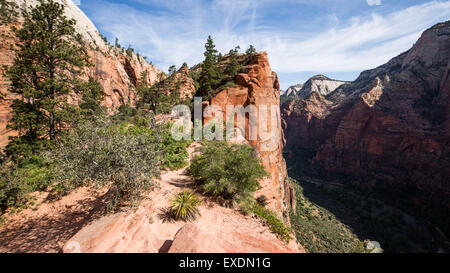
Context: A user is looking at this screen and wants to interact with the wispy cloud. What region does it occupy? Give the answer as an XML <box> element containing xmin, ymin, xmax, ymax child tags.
<box><xmin>82</xmin><ymin>0</ymin><xmax>450</xmax><ymax>88</ymax></box>
<box><xmin>367</xmin><ymin>0</ymin><xmax>382</xmax><ymax>6</ymax></box>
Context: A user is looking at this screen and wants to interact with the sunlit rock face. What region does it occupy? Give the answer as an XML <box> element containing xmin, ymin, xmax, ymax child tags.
<box><xmin>0</xmin><ymin>0</ymin><xmax>161</xmax><ymax>148</ymax></box>
<box><xmin>282</xmin><ymin>21</ymin><xmax>450</xmax><ymax>237</ymax></box>
<box><xmin>296</xmin><ymin>75</ymin><xmax>348</xmax><ymax>98</ymax></box>
<box><xmin>203</xmin><ymin>52</ymin><xmax>295</xmax><ymax>218</ymax></box>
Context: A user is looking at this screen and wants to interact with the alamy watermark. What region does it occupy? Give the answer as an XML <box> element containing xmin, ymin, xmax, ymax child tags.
<box><xmin>170</xmin><ymin>97</ymin><xmax>281</xmax><ymax>152</ymax></box>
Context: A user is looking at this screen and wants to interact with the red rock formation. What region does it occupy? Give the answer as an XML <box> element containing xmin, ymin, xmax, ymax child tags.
<box><xmin>175</xmin><ymin>64</ymin><xmax>196</xmax><ymax>100</ymax></box>
<box><xmin>205</xmin><ymin>52</ymin><xmax>295</xmax><ymax>218</ymax></box>
<box><xmin>0</xmin><ymin>0</ymin><xmax>161</xmax><ymax>149</ymax></box>
<box><xmin>169</xmin><ymin>223</ymin><xmax>301</xmax><ymax>253</ymax></box>
<box><xmin>60</xmin><ymin>154</ymin><xmax>303</xmax><ymax>253</ymax></box>
<box><xmin>282</xmin><ymin>21</ymin><xmax>450</xmax><ymax>237</ymax></box>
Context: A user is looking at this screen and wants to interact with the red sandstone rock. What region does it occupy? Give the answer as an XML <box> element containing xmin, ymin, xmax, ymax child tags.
<box><xmin>169</xmin><ymin>222</ymin><xmax>301</xmax><ymax>253</ymax></box>
<box><xmin>205</xmin><ymin>52</ymin><xmax>295</xmax><ymax>218</ymax></box>
<box><xmin>282</xmin><ymin>21</ymin><xmax>450</xmax><ymax>237</ymax></box>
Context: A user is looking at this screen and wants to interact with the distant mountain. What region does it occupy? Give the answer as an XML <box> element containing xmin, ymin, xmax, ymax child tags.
<box><xmin>281</xmin><ymin>84</ymin><xmax>303</xmax><ymax>97</ymax></box>
<box><xmin>281</xmin><ymin>75</ymin><xmax>348</xmax><ymax>98</ymax></box>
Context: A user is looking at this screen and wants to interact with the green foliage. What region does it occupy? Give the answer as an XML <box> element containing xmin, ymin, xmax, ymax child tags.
<box><xmin>44</xmin><ymin>117</ymin><xmax>163</xmax><ymax>211</ymax></box>
<box><xmin>4</xmin><ymin>135</ymin><xmax>49</xmax><ymax>162</ymax></box>
<box><xmin>4</xmin><ymin>0</ymin><xmax>91</xmax><ymax>159</ymax></box>
<box><xmin>225</xmin><ymin>46</ymin><xmax>242</xmax><ymax>79</ymax></box>
<box><xmin>288</xmin><ymin>178</ymin><xmax>369</xmax><ymax>253</ymax></box>
<box><xmin>117</xmin><ymin>104</ymin><xmax>138</xmax><ymax>118</ymax></box>
<box><xmin>188</xmin><ymin>141</ymin><xmax>268</xmax><ymax>207</ymax></box>
<box><xmin>245</xmin><ymin>44</ymin><xmax>257</xmax><ymax>61</ymax></box>
<box><xmin>197</xmin><ymin>36</ymin><xmax>223</xmax><ymax>100</ymax></box>
<box><xmin>169</xmin><ymin>190</ymin><xmax>202</xmax><ymax>221</ymax></box>
<box><xmin>251</xmin><ymin>203</ymin><xmax>292</xmax><ymax>243</ymax></box>
<box><xmin>256</xmin><ymin>195</ymin><xmax>269</xmax><ymax>207</ymax></box>
<box><xmin>137</xmin><ymin>71</ymin><xmax>181</xmax><ymax>114</ymax></box>
<box><xmin>77</xmin><ymin>77</ymin><xmax>106</xmax><ymax>118</ymax></box>
<box><xmin>159</xmin><ymin>124</ymin><xmax>191</xmax><ymax>170</ymax></box>
<box><xmin>0</xmin><ymin>155</ymin><xmax>53</xmax><ymax>211</ymax></box>
<box><xmin>0</xmin><ymin>0</ymin><xmax>19</xmax><ymax>25</ymax></box>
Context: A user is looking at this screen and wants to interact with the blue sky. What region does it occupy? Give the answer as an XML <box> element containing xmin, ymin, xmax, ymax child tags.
<box><xmin>77</xmin><ymin>0</ymin><xmax>450</xmax><ymax>90</ymax></box>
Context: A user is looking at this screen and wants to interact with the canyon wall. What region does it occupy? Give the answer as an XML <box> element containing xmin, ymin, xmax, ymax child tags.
<box><xmin>0</xmin><ymin>0</ymin><xmax>161</xmax><ymax>148</ymax></box>
<box><xmin>282</xmin><ymin>21</ymin><xmax>450</xmax><ymax>236</ymax></box>
<box><xmin>206</xmin><ymin>52</ymin><xmax>296</xmax><ymax>217</ymax></box>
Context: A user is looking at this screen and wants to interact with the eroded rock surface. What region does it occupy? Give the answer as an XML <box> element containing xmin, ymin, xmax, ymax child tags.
<box><xmin>204</xmin><ymin>52</ymin><xmax>295</xmax><ymax>217</ymax></box>
<box><xmin>282</xmin><ymin>21</ymin><xmax>450</xmax><ymax>237</ymax></box>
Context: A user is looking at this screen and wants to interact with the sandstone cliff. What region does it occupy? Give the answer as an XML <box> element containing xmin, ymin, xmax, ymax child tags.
<box><xmin>205</xmin><ymin>52</ymin><xmax>296</xmax><ymax>218</ymax></box>
<box><xmin>282</xmin><ymin>21</ymin><xmax>450</xmax><ymax>237</ymax></box>
<box><xmin>0</xmin><ymin>0</ymin><xmax>161</xmax><ymax>148</ymax></box>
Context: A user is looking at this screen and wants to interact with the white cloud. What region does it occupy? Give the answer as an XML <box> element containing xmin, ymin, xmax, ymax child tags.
<box><xmin>367</xmin><ymin>0</ymin><xmax>381</xmax><ymax>6</ymax></box>
<box><xmin>87</xmin><ymin>0</ymin><xmax>450</xmax><ymax>82</ymax></box>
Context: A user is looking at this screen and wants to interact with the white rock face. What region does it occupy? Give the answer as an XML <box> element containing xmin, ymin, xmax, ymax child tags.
<box><xmin>297</xmin><ymin>75</ymin><xmax>348</xmax><ymax>98</ymax></box>
<box><xmin>282</xmin><ymin>84</ymin><xmax>303</xmax><ymax>97</ymax></box>
<box><xmin>15</xmin><ymin>0</ymin><xmax>107</xmax><ymax>50</ymax></box>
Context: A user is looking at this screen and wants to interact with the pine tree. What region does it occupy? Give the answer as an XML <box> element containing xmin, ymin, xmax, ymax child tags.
<box><xmin>225</xmin><ymin>46</ymin><xmax>241</xmax><ymax>79</ymax></box>
<box><xmin>5</xmin><ymin>0</ymin><xmax>90</xmax><ymax>157</ymax></box>
<box><xmin>245</xmin><ymin>44</ymin><xmax>257</xmax><ymax>61</ymax></box>
<box><xmin>168</xmin><ymin>65</ymin><xmax>177</xmax><ymax>76</ymax></box>
<box><xmin>0</xmin><ymin>0</ymin><xmax>18</xmax><ymax>25</ymax></box>
<box><xmin>137</xmin><ymin>72</ymin><xmax>169</xmax><ymax>113</ymax></box>
<box><xmin>197</xmin><ymin>35</ymin><xmax>222</xmax><ymax>100</ymax></box>
<box><xmin>78</xmin><ymin>77</ymin><xmax>106</xmax><ymax>118</ymax></box>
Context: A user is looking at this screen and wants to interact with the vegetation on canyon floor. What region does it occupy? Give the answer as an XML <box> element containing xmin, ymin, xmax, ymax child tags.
<box><xmin>286</xmin><ymin>150</ymin><xmax>444</xmax><ymax>253</ymax></box>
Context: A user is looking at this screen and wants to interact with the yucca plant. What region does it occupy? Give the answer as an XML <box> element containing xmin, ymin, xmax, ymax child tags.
<box><xmin>170</xmin><ymin>191</ymin><xmax>201</xmax><ymax>221</ymax></box>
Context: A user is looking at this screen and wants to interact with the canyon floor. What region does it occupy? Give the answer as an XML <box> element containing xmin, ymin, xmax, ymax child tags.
<box><xmin>0</xmin><ymin>143</ymin><xmax>302</xmax><ymax>253</ymax></box>
<box><xmin>285</xmin><ymin>153</ymin><xmax>449</xmax><ymax>253</ymax></box>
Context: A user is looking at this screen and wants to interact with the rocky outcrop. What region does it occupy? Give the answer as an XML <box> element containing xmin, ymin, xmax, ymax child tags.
<box><xmin>297</xmin><ymin>75</ymin><xmax>348</xmax><ymax>98</ymax></box>
<box><xmin>173</xmin><ymin>64</ymin><xmax>196</xmax><ymax>100</ymax></box>
<box><xmin>281</xmin><ymin>75</ymin><xmax>348</xmax><ymax>98</ymax></box>
<box><xmin>0</xmin><ymin>0</ymin><xmax>161</xmax><ymax>148</ymax></box>
<box><xmin>281</xmin><ymin>84</ymin><xmax>303</xmax><ymax>97</ymax></box>
<box><xmin>282</xmin><ymin>21</ymin><xmax>450</xmax><ymax>237</ymax></box>
<box><xmin>282</xmin><ymin>91</ymin><xmax>333</xmax><ymax>153</ymax></box>
<box><xmin>168</xmin><ymin>222</ymin><xmax>300</xmax><ymax>253</ymax></box>
<box><xmin>61</xmin><ymin>152</ymin><xmax>303</xmax><ymax>253</ymax></box>
<box><xmin>204</xmin><ymin>52</ymin><xmax>294</xmax><ymax>218</ymax></box>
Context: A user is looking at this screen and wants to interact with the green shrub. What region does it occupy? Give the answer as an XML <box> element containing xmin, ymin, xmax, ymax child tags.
<box><xmin>256</xmin><ymin>195</ymin><xmax>269</xmax><ymax>207</ymax></box>
<box><xmin>159</xmin><ymin>124</ymin><xmax>191</xmax><ymax>170</ymax></box>
<box><xmin>169</xmin><ymin>190</ymin><xmax>202</xmax><ymax>221</ymax></box>
<box><xmin>251</xmin><ymin>203</ymin><xmax>292</xmax><ymax>243</ymax></box>
<box><xmin>0</xmin><ymin>155</ymin><xmax>53</xmax><ymax>211</ymax></box>
<box><xmin>44</xmin><ymin>117</ymin><xmax>163</xmax><ymax>211</ymax></box>
<box><xmin>188</xmin><ymin>141</ymin><xmax>268</xmax><ymax>207</ymax></box>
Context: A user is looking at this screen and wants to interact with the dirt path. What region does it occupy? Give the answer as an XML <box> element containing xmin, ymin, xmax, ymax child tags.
<box><xmin>0</xmin><ymin>143</ymin><xmax>302</xmax><ymax>253</ymax></box>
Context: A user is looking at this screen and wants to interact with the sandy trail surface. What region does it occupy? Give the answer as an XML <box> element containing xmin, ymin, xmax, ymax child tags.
<box><xmin>0</xmin><ymin>143</ymin><xmax>303</xmax><ymax>253</ymax></box>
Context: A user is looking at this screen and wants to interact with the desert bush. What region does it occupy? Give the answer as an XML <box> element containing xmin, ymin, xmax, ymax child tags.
<box><xmin>188</xmin><ymin>141</ymin><xmax>268</xmax><ymax>208</ymax></box>
<box><xmin>251</xmin><ymin>203</ymin><xmax>292</xmax><ymax>243</ymax></box>
<box><xmin>169</xmin><ymin>190</ymin><xmax>202</xmax><ymax>221</ymax></box>
<box><xmin>0</xmin><ymin>155</ymin><xmax>53</xmax><ymax>211</ymax></box>
<box><xmin>44</xmin><ymin>117</ymin><xmax>163</xmax><ymax>211</ymax></box>
<box><xmin>256</xmin><ymin>195</ymin><xmax>269</xmax><ymax>207</ymax></box>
